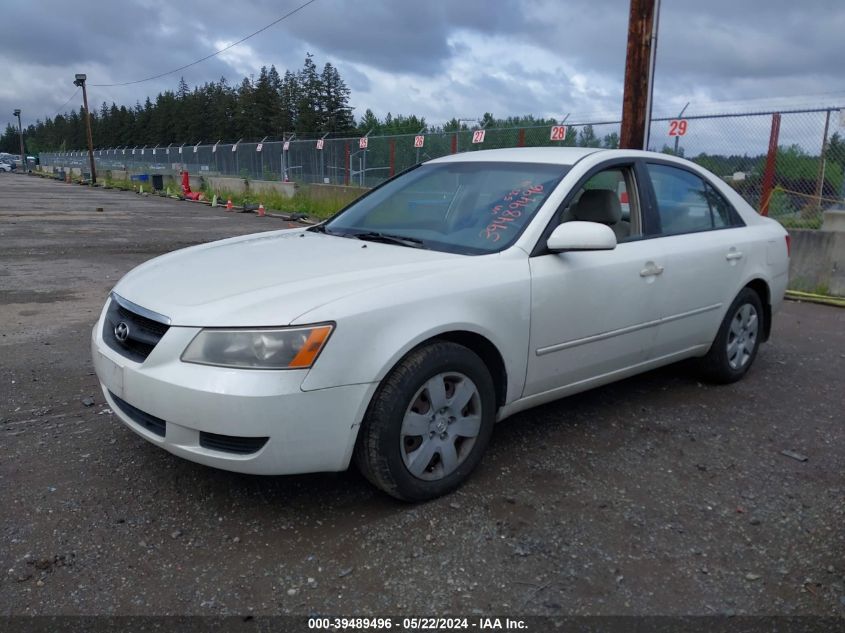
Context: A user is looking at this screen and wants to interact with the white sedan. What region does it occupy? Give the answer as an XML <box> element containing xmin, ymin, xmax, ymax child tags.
<box><xmin>92</xmin><ymin>148</ymin><xmax>789</xmax><ymax>501</ymax></box>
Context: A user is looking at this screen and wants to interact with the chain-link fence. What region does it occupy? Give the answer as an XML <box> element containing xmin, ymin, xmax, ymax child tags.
<box><xmin>39</xmin><ymin>105</ymin><xmax>845</xmax><ymax>228</ymax></box>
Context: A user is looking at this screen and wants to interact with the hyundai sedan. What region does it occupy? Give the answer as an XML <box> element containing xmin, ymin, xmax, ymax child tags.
<box><xmin>92</xmin><ymin>148</ymin><xmax>790</xmax><ymax>501</ymax></box>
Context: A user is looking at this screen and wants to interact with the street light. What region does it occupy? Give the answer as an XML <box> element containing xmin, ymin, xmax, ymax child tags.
<box><xmin>12</xmin><ymin>109</ymin><xmax>26</xmax><ymax>171</ymax></box>
<box><xmin>73</xmin><ymin>73</ymin><xmax>97</xmax><ymax>184</ymax></box>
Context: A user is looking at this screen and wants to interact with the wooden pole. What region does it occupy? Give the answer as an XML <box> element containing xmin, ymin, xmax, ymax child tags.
<box><xmin>620</xmin><ymin>0</ymin><xmax>656</xmax><ymax>150</ymax></box>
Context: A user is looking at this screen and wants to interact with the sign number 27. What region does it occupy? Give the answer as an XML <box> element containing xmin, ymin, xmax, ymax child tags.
<box><xmin>668</xmin><ymin>119</ymin><xmax>688</xmax><ymax>136</ymax></box>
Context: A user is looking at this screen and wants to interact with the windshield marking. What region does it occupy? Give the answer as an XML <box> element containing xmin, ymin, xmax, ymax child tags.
<box><xmin>483</xmin><ymin>183</ymin><xmax>546</xmax><ymax>242</ymax></box>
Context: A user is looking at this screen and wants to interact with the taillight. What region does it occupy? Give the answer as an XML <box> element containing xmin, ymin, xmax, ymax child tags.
<box><xmin>785</xmin><ymin>234</ymin><xmax>791</xmax><ymax>258</ymax></box>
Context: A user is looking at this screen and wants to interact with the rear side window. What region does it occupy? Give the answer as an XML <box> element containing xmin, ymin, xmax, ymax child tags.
<box><xmin>646</xmin><ymin>163</ymin><xmax>741</xmax><ymax>236</ymax></box>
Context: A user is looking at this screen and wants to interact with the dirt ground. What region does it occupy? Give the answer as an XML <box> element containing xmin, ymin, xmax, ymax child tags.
<box><xmin>1</xmin><ymin>174</ymin><xmax>843</xmax><ymax>616</ymax></box>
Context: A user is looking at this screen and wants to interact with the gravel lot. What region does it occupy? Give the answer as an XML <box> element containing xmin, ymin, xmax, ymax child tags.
<box><xmin>1</xmin><ymin>174</ymin><xmax>843</xmax><ymax>616</ymax></box>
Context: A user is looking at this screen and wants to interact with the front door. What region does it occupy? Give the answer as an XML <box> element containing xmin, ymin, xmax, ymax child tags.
<box><xmin>524</xmin><ymin>164</ymin><xmax>663</xmax><ymax>397</ymax></box>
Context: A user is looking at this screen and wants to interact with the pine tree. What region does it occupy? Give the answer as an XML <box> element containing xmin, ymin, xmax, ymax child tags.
<box><xmin>321</xmin><ymin>62</ymin><xmax>353</xmax><ymax>134</ymax></box>
<box><xmin>296</xmin><ymin>53</ymin><xmax>323</xmax><ymax>136</ymax></box>
<box><xmin>278</xmin><ymin>70</ymin><xmax>299</xmax><ymax>136</ymax></box>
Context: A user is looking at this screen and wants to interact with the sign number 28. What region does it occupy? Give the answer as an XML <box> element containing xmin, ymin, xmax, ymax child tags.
<box><xmin>668</xmin><ymin>119</ymin><xmax>688</xmax><ymax>136</ymax></box>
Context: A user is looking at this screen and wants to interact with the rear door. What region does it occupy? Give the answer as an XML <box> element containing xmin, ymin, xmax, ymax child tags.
<box><xmin>640</xmin><ymin>161</ymin><xmax>754</xmax><ymax>358</ymax></box>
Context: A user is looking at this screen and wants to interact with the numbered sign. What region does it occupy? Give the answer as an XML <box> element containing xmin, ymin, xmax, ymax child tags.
<box><xmin>232</xmin><ymin>144</ymin><xmax>237</xmax><ymax>152</ymax></box>
<box><xmin>152</xmin><ymin>148</ymin><xmax>156</xmax><ymax>155</ymax></box>
<box><xmin>668</xmin><ymin>119</ymin><xmax>688</xmax><ymax>137</ymax></box>
<box><xmin>256</xmin><ymin>143</ymin><xmax>263</xmax><ymax>152</ymax></box>
<box><xmin>212</xmin><ymin>144</ymin><xmax>217</xmax><ymax>153</ymax></box>
<box><xmin>316</xmin><ymin>139</ymin><xmax>324</xmax><ymax>150</ymax></box>
<box><xmin>165</xmin><ymin>148</ymin><xmax>170</xmax><ymax>155</ymax></box>
<box><xmin>359</xmin><ymin>137</ymin><xmax>368</xmax><ymax>149</ymax></box>
<box><xmin>122</xmin><ymin>149</ymin><xmax>126</xmax><ymax>155</ymax></box>
<box><xmin>550</xmin><ymin>125</ymin><xmax>567</xmax><ymax>141</ymax></box>
<box><xmin>132</xmin><ymin>149</ymin><xmax>136</xmax><ymax>155</ymax></box>
<box><xmin>414</xmin><ymin>135</ymin><xmax>425</xmax><ymax>148</ymax></box>
<box><xmin>471</xmin><ymin>129</ymin><xmax>486</xmax><ymax>144</ymax></box>
<box><xmin>141</xmin><ymin>148</ymin><xmax>145</xmax><ymax>155</ymax></box>
<box><xmin>283</xmin><ymin>141</ymin><xmax>290</xmax><ymax>151</ymax></box>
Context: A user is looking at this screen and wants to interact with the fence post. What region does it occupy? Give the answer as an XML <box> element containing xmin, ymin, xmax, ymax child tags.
<box><xmin>344</xmin><ymin>142</ymin><xmax>350</xmax><ymax>186</ymax></box>
<box><xmin>759</xmin><ymin>113</ymin><xmax>781</xmax><ymax>216</ymax></box>
<box><xmin>389</xmin><ymin>139</ymin><xmax>396</xmax><ymax>177</ymax></box>
<box><xmin>813</xmin><ymin>108</ymin><xmax>832</xmax><ymax>209</ymax></box>
<box><xmin>451</xmin><ymin>133</ymin><xmax>457</xmax><ymax>154</ymax></box>
<box><xmin>518</xmin><ymin>128</ymin><xmax>526</xmax><ymax>147</ymax></box>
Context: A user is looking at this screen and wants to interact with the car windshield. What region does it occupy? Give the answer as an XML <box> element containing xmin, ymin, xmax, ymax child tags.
<box><xmin>322</xmin><ymin>161</ymin><xmax>568</xmax><ymax>255</ymax></box>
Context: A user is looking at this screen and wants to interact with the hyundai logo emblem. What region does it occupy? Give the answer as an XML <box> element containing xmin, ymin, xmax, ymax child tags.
<box><xmin>114</xmin><ymin>321</ymin><xmax>130</xmax><ymax>343</ymax></box>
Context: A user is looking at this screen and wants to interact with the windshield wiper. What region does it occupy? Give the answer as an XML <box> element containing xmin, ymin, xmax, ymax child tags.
<box><xmin>344</xmin><ymin>231</ymin><xmax>426</xmax><ymax>249</ymax></box>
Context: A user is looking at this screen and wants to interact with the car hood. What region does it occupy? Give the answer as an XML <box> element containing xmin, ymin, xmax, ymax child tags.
<box><xmin>112</xmin><ymin>228</ymin><xmax>465</xmax><ymax>326</ymax></box>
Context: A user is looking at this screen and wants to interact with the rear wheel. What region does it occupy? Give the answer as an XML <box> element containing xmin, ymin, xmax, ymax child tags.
<box><xmin>697</xmin><ymin>287</ymin><xmax>764</xmax><ymax>384</ymax></box>
<box><xmin>354</xmin><ymin>341</ymin><xmax>496</xmax><ymax>501</ymax></box>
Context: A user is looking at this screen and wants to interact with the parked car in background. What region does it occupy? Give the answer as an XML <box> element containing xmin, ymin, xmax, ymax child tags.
<box><xmin>0</xmin><ymin>161</ymin><xmax>13</xmax><ymax>172</ymax></box>
<box><xmin>92</xmin><ymin>148</ymin><xmax>790</xmax><ymax>501</ymax></box>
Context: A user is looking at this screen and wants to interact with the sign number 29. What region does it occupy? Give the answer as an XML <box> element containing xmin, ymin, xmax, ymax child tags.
<box><xmin>668</xmin><ymin>119</ymin><xmax>688</xmax><ymax>136</ymax></box>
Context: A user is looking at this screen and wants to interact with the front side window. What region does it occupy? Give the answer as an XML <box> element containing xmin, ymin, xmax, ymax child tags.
<box><xmin>647</xmin><ymin>163</ymin><xmax>741</xmax><ymax>235</ymax></box>
<box><xmin>559</xmin><ymin>167</ymin><xmax>638</xmax><ymax>242</ymax></box>
<box><xmin>323</xmin><ymin>162</ymin><xmax>568</xmax><ymax>255</ymax></box>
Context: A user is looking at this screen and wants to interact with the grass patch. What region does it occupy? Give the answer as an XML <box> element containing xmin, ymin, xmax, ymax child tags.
<box><xmin>778</xmin><ymin>215</ymin><xmax>822</xmax><ymax>230</ymax></box>
<box><xmin>97</xmin><ymin>174</ymin><xmax>367</xmax><ymax>221</ymax></box>
<box><xmin>200</xmin><ymin>184</ymin><xmax>366</xmax><ymax>220</ymax></box>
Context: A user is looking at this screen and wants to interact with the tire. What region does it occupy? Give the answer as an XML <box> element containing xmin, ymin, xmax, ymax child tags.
<box><xmin>697</xmin><ymin>287</ymin><xmax>764</xmax><ymax>384</ymax></box>
<box><xmin>354</xmin><ymin>341</ymin><xmax>496</xmax><ymax>502</ymax></box>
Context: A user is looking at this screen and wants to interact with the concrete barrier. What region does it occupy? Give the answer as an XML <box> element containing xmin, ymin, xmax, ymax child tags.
<box><xmin>821</xmin><ymin>208</ymin><xmax>845</xmax><ymax>232</ymax></box>
<box><xmin>247</xmin><ymin>179</ymin><xmax>297</xmax><ymax>198</ymax></box>
<box><xmin>788</xmin><ymin>228</ymin><xmax>845</xmax><ymax>296</ymax></box>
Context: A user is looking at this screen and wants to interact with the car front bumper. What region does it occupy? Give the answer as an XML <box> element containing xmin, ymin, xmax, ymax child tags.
<box><xmin>91</xmin><ymin>316</ymin><xmax>377</xmax><ymax>476</ymax></box>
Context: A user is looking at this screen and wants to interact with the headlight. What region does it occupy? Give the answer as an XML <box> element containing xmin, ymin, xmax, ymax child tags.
<box><xmin>181</xmin><ymin>324</ymin><xmax>334</xmax><ymax>369</ymax></box>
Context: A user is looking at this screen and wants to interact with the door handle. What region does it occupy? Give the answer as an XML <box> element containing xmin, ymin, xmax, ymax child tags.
<box><xmin>726</xmin><ymin>251</ymin><xmax>743</xmax><ymax>261</ymax></box>
<box><xmin>640</xmin><ymin>263</ymin><xmax>664</xmax><ymax>277</ymax></box>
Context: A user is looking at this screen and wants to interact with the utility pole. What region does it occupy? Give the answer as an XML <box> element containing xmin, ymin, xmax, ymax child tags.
<box><xmin>620</xmin><ymin>0</ymin><xmax>660</xmax><ymax>150</ymax></box>
<box><xmin>12</xmin><ymin>109</ymin><xmax>26</xmax><ymax>171</ymax></box>
<box><xmin>73</xmin><ymin>73</ymin><xmax>97</xmax><ymax>184</ymax></box>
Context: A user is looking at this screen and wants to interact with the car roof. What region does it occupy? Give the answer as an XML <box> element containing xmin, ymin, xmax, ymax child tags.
<box><xmin>427</xmin><ymin>146</ymin><xmax>604</xmax><ymax>166</ymax></box>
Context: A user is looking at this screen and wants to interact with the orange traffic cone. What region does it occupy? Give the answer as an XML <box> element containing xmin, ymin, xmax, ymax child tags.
<box><xmin>257</xmin><ymin>203</ymin><xmax>265</xmax><ymax>217</ymax></box>
<box><xmin>225</xmin><ymin>198</ymin><xmax>233</xmax><ymax>212</ymax></box>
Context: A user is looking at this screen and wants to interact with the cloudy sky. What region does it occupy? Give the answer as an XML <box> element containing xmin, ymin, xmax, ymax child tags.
<box><xmin>1</xmin><ymin>0</ymin><xmax>844</xmax><ymax>135</ymax></box>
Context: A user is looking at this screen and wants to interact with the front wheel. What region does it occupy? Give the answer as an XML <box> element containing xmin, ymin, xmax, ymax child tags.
<box><xmin>354</xmin><ymin>341</ymin><xmax>496</xmax><ymax>501</ymax></box>
<box><xmin>697</xmin><ymin>287</ymin><xmax>764</xmax><ymax>384</ymax></box>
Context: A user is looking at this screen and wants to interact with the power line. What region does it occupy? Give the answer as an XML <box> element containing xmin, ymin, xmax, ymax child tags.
<box><xmin>51</xmin><ymin>88</ymin><xmax>80</xmax><ymax>118</ymax></box>
<box><xmin>90</xmin><ymin>0</ymin><xmax>321</xmax><ymax>88</ymax></box>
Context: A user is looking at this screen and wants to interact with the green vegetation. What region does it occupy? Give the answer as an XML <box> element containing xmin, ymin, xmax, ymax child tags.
<box><xmin>777</xmin><ymin>215</ymin><xmax>823</xmax><ymax>230</ymax></box>
<box><xmin>95</xmin><ymin>171</ymin><xmax>364</xmax><ymax>220</ymax></box>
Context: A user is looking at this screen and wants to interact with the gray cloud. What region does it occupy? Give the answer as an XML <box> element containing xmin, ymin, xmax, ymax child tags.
<box><xmin>1</xmin><ymin>0</ymin><xmax>843</xmax><ymax>132</ymax></box>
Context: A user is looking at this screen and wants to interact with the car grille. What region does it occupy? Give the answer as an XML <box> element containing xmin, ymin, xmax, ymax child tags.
<box><xmin>110</xmin><ymin>391</ymin><xmax>166</xmax><ymax>437</ymax></box>
<box><xmin>200</xmin><ymin>431</ymin><xmax>269</xmax><ymax>455</ymax></box>
<box><xmin>102</xmin><ymin>296</ymin><xmax>170</xmax><ymax>362</ymax></box>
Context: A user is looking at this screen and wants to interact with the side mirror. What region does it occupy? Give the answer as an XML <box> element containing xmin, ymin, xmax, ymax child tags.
<box><xmin>547</xmin><ymin>221</ymin><xmax>617</xmax><ymax>252</ymax></box>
